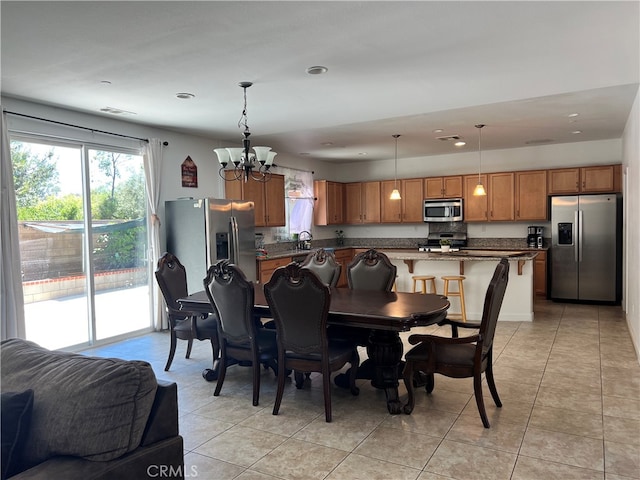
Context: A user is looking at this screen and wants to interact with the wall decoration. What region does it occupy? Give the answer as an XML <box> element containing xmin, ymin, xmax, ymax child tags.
<box><xmin>181</xmin><ymin>156</ymin><xmax>198</xmax><ymax>188</ymax></box>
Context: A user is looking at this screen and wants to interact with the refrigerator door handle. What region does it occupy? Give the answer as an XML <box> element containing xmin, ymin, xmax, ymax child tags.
<box><xmin>573</xmin><ymin>211</ymin><xmax>579</xmax><ymax>263</ymax></box>
<box><xmin>577</xmin><ymin>210</ymin><xmax>583</xmax><ymax>263</ymax></box>
<box><xmin>229</xmin><ymin>216</ymin><xmax>240</xmax><ymax>263</ymax></box>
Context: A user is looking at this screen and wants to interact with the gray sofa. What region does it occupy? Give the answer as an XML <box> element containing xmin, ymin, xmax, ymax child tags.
<box><xmin>1</xmin><ymin>338</ymin><xmax>184</xmax><ymax>480</ymax></box>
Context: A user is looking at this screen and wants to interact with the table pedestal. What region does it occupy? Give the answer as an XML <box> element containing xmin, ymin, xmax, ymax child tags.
<box><xmin>335</xmin><ymin>329</ymin><xmax>405</xmax><ymax>414</ymax></box>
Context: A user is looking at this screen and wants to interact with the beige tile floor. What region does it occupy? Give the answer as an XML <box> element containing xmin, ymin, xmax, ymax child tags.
<box><xmin>82</xmin><ymin>300</ymin><xmax>640</xmax><ymax>480</ymax></box>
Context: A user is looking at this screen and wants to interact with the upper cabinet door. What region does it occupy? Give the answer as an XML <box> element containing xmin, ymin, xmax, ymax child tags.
<box><xmin>264</xmin><ymin>174</ymin><xmax>285</xmax><ymax>226</ymax></box>
<box><xmin>548</xmin><ymin>168</ymin><xmax>580</xmax><ymax>194</ymax></box>
<box><xmin>463</xmin><ymin>174</ymin><xmax>488</xmax><ymax>221</ymax></box>
<box><xmin>344</xmin><ymin>183</ymin><xmax>363</xmax><ymax>224</ymax></box>
<box><xmin>424</xmin><ymin>177</ymin><xmax>444</xmax><ymax>199</ymax></box>
<box><xmin>488</xmin><ymin>172</ymin><xmax>514</xmax><ymax>221</ymax></box>
<box><xmin>580</xmin><ymin>165</ymin><xmax>621</xmax><ymax>193</ymax></box>
<box><xmin>362</xmin><ymin>181</ymin><xmax>381</xmax><ymax>223</ymax></box>
<box><xmin>515</xmin><ymin>170</ymin><xmax>547</xmax><ymax>221</ymax></box>
<box><xmin>381</xmin><ymin>180</ymin><xmax>402</xmax><ymax>223</ymax></box>
<box><xmin>401</xmin><ymin>178</ymin><xmax>424</xmax><ymax>222</ymax></box>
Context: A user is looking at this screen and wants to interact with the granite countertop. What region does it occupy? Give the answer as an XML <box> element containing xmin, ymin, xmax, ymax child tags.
<box><xmin>257</xmin><ymin>245</ymin><xmax>542</xmax><ymax>261</ymax></box>
<box><xmin>381</xmin><ymin>249</ymin><xmax>539</xmax><ymax>261</ymax></box>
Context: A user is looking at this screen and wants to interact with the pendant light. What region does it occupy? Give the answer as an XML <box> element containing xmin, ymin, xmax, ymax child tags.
<box><xmin>473</xmin><ymin>124</ymin><xmax>487</xmax><ymax>196</ymax></box>
<box><xmin>390</xmin><ymin>134</ymin><xmax>401</xmax><ymax>200</ymax></box>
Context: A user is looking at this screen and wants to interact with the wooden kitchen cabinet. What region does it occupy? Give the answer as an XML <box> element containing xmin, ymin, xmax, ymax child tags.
<box><xmin>224</xmin><ymin>171</ymin><xmax>285</xmax><ymax>227</ymax></box>
<box><xmin>334</xmin><ymin>248</ymin><xmax>353</xmax><ymax>287</ymax></box>
<box><xmin>424</xmin><ymin>175</ymin><xmax>463</xmax><ymax>199</ymax></box>
<box><xmin>314</xmin><ymin>180</ymin><xmax>344</xmax><ymax>225</ymax></box>
<box><xmin>381</xmin><ymin>178</ymin><xmax>423</xmax><ymax>223</ymax></box>
<box><xmin>464</xmin><ymin>172</ymin><xmax>514</xmax><ymax>221</ymax></box>
<box><xmin>257</xmin><ymin>256</ymin><xmax>291</xmax><ymax>284</ymax></box>
<box><xmin>344</xmin><ymin>181</ymin><xmax>381</xmax><ymax>224</ymax></box>
<box><xmin>515</xmin><ymin>170</ymin><xmax>548</xmax><ymax>221</ymax></box>
<box><xmin>463</xmin><ymin>174</ymin><xmax>488</xmax><ymax>221</ymax></box>
<box><xmin>547</xmin><ymin>165</ymin><xmax>621</xmax><ymax>194</ymax></box>
<box><xmin>581</xmin><ymin>165</ymin><xmax>622</xmax><ymax>193</ymax></box>
<box><xmin>534</xmin><ymin>250</ymin><xmax>547</xmax><ymax>296</ymax></box>
<box><xmin>402</xmin><ymin>178</ymin><xmax>424</xmax><ymax>222</ymax></box>
<box><xmin>488</xmin><ymin>172</ymin><xmax>515</xmax><ymax>221</ymax></box>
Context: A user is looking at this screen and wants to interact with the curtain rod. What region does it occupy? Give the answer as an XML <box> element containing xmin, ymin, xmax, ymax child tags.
<box><xmin>4</xmin><ymin>110</ymin><xmax>168</xmax><ymax>145</ymax></box>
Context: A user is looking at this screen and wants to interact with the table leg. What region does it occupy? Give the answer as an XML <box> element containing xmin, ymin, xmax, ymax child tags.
<box><xmin>335</xmin><ymin>329</ymin><xmax>405</xmax><ymax>414</ymax></box>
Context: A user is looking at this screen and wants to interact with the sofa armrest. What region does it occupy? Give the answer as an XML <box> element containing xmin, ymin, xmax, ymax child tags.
<box><xmin>140</xmin><ymin>380</ymin><xmax>179</xmax><ymax>447</ymax></box>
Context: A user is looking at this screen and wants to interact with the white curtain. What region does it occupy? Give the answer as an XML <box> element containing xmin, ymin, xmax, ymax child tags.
<box><xmin>1</xmin><ymin>112</ymin><xmax>26</xmax><ymax>340</ymax></box>
<box><xmin>143</xmin><ymin>138</ymin><xmax>165</xmax><ymax>330</ymax></box>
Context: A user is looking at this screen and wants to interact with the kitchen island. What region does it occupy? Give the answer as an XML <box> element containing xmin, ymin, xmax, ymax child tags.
<box><xmin>257</xmin><ymin>246</ymin><xmax>539</xmax><ymax>322</ymax></box>
<box><xmin>382</xmin><ymin>249</ymin><xmax>538</xmax><ymax>322</ymax></box>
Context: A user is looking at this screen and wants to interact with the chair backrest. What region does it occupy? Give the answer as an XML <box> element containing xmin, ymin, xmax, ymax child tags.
<box><xmin>203</xmin><ymin>260</ymin><xmax>255</xmax><ymax>344</ymax></box>
<box><xmin>155</xmin><ymin>252</ymin><xmax>188</xmax><ymax>314</ymax></box>
<box><xmin>478</xmin><ymin>258</ymin><xmax>510</xmax><ymax>355</ymax></box>
<box><xmin>264</xmin><ymin>263</ymin><xmax>330</xmax><ymax>355</ymax></box>
<box><xmin>347</xmin><ymin>249</ymin><xmax>397</xmax><ymax>291</ymax></box>
<box><xmin>300</xmin><ymin>248</ymin><xmax>341</xmax><ymax>287</ymax></box>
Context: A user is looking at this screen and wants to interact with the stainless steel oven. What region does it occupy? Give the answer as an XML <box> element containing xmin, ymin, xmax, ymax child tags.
<box><xmin>423</xmin><ymin>198</ymin><xmax>463</xmax><ymax>222</ymax></box>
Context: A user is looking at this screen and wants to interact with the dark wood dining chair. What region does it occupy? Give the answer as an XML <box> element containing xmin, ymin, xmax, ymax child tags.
<box><xmin>337</xmin><ymin>249</ymin><xmax>398</xmax><ymax>347</ymax></box>
<box><xmin>204</xmin><ymin>260</ymin><xmax>278</xmax><ymax>406</ymax></box>
<box><xmin>347</xmin><ymin>249</ymin><xmax>397</xmax><ymax>292</ymax></box>
<box><xmin>264</xmin><ymin>263</ymin><xmax>360</xmax><ymax>422</ymax></box>
<box><xmin>402</xmin><ymin>258</ymin><xmax>510</xmax><ymax>428</ymax></box>
<box><xmin>154</xmin><ymin>252</ymin><xmax>219</xmax><ymax>372</ymax></box>
<box><xmin>300</xmin><ymin>248</ymin><xmax>341</xmax><ymax>287</ymax></box>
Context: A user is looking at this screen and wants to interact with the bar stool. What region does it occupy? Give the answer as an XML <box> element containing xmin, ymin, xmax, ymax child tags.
<box><xmin>412</xmin><ymin>275</ymin><xmax>436</xmax><ymax>294</ymax></box>
<box><xmin>441</xmin><ymin>275</ymin><xmax>467</xmax><ymax>322</ymax></box>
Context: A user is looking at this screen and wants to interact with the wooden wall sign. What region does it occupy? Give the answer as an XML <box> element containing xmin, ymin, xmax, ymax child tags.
<box><xmin>181</xmin><ymin>156</ymin><xmax>198</xmax><ymax>188</ymax></box>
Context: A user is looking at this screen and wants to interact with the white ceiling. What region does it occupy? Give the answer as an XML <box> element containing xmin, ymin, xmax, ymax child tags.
<box><xmin>1</xmin><ymin>1</ymin><xmax>639</xmax><ymax>164</ymax></box>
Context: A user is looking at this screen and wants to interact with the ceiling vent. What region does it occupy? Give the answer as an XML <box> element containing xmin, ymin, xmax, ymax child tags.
<box><xmin>436</xmin><ymin>134</ymin><xmax>462</xmax><ymax>141</ymax></box>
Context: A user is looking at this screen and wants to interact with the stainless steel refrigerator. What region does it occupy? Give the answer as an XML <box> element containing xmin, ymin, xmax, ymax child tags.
<box><xmin>165</xmin><ymin>198</ymin><xmax>256</xmax><ymax>293</ymax></box>
<box><xmin>550</xmin><ymin>194</ymin><xmax>621</xmax><ymax>303</ymax></box>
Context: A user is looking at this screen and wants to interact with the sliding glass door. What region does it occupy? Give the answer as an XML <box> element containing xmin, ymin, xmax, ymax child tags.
<box><xmin>11</xmin><ymin>138</ymin><xmax>151</xmax><ymax>349</ymax></box>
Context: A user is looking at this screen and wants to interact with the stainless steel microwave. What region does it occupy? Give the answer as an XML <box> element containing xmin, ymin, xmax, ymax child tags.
<box><xmin>424</xmin><ymin>198</ymin><xmax>464</xmax><ymax>222</ymax></box>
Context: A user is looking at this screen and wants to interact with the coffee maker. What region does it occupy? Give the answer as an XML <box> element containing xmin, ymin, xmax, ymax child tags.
<box><xmin>527</xmin><ymin>226</ymin><xmax>544</xmax><ymax>248</ymax></box>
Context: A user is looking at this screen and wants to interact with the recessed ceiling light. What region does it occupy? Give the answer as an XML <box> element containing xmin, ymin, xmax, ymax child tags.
<box><xmin>433</xmin><ymin>129</ymin><xmax>444</xmax><ymax>133</ymax></box>
<box><xmin>454</xmin><ymin>141</ymin><xmax>466</xmax><ymax>147</ymax></box>
<box><xmin>572</xmin><ymin>130</ymin><xmax>582</xmax><ymax>134</ymax></box>
<box><xmin>306</xmin><ymin>66</ymin><xmax>328</xmax><ymax>75</ymax></box>
<box><xmin>176</xmin><ymin>92</ymin><xmax>195</xmax><ymax>100</ymax></box>
<box><xmin>358</xmin><ymin>152</ymin><xmax>367</xmax><ymax>156</ymax></box>
<box><xmin>568</xmin><ymin>113</ymin><xmax>579</xmax><ymax>118</ymax></box>
<box><xmin>100</xmin><ymin>80</ymin><xmax>112</xmax><ymax>85</ymax></box>
<box><xmin>321</xmin><ymin>142</ymin><xmax>334</xmax><ymax>146</ymax></box>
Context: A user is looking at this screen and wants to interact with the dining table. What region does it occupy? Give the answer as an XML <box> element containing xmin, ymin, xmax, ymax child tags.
<box><xmin>178</xmin><ymin>284</ymin><xmax>450</xmax><ymax>414</ymax></box>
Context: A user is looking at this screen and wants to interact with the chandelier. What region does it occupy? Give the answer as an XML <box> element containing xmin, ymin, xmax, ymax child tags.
<box><xmin>215</xmin><ymin>82</ymin><xmax>276</xmax><ymax>182</ymax></box>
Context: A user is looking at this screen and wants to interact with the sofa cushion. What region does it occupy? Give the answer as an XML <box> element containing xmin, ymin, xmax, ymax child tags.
<box><xmin>0</xmin><ymin>339</ymin><xmax>158</xmax><ymax>467</ymax></box>
<box><xmin>1</xmin><ymin>389</ymin><xmax>34</xmax><ymax>479</ymax></box>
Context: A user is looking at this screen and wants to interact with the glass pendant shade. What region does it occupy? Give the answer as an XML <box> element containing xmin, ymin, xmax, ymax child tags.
<box><xmin>252</xmin><ymin>146</ymin><xmax>272</xmax><ymax>165</ymax></box>
<box><xmin>265</xmin><ymin>151</ymin><xmax>277</xmax><ymax>166</ymax></box>
<box><xmin>473</xmin><ymin>183</ymin><xmax>486</xmax><ymax>196</ymax></box>
<box><xmin>226</xmin><ymin>148</ymin><xmax>244</xmax><ymax>166</ymax></box>
<box><xmin>390</xmin><ymin>188</ymin><xmax>401</xmax><ymax>200</ymax></box>
<box><xmin>214</xmin><ymin>148</ymin><xmax>230</xmax><ymax>167</ymax></box>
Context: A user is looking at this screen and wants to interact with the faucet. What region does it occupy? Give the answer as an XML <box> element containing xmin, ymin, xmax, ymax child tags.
<box><xmin>298</xmin><ymin>231</ymin><xmax>313</xmax><ymax>250</ymax></box>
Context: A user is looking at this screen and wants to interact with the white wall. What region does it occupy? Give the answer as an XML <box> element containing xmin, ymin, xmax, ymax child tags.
<box><xmin>622</xmin><ymin>87</ymin><xmax>640</xmax><ymax>361</ymax></box>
